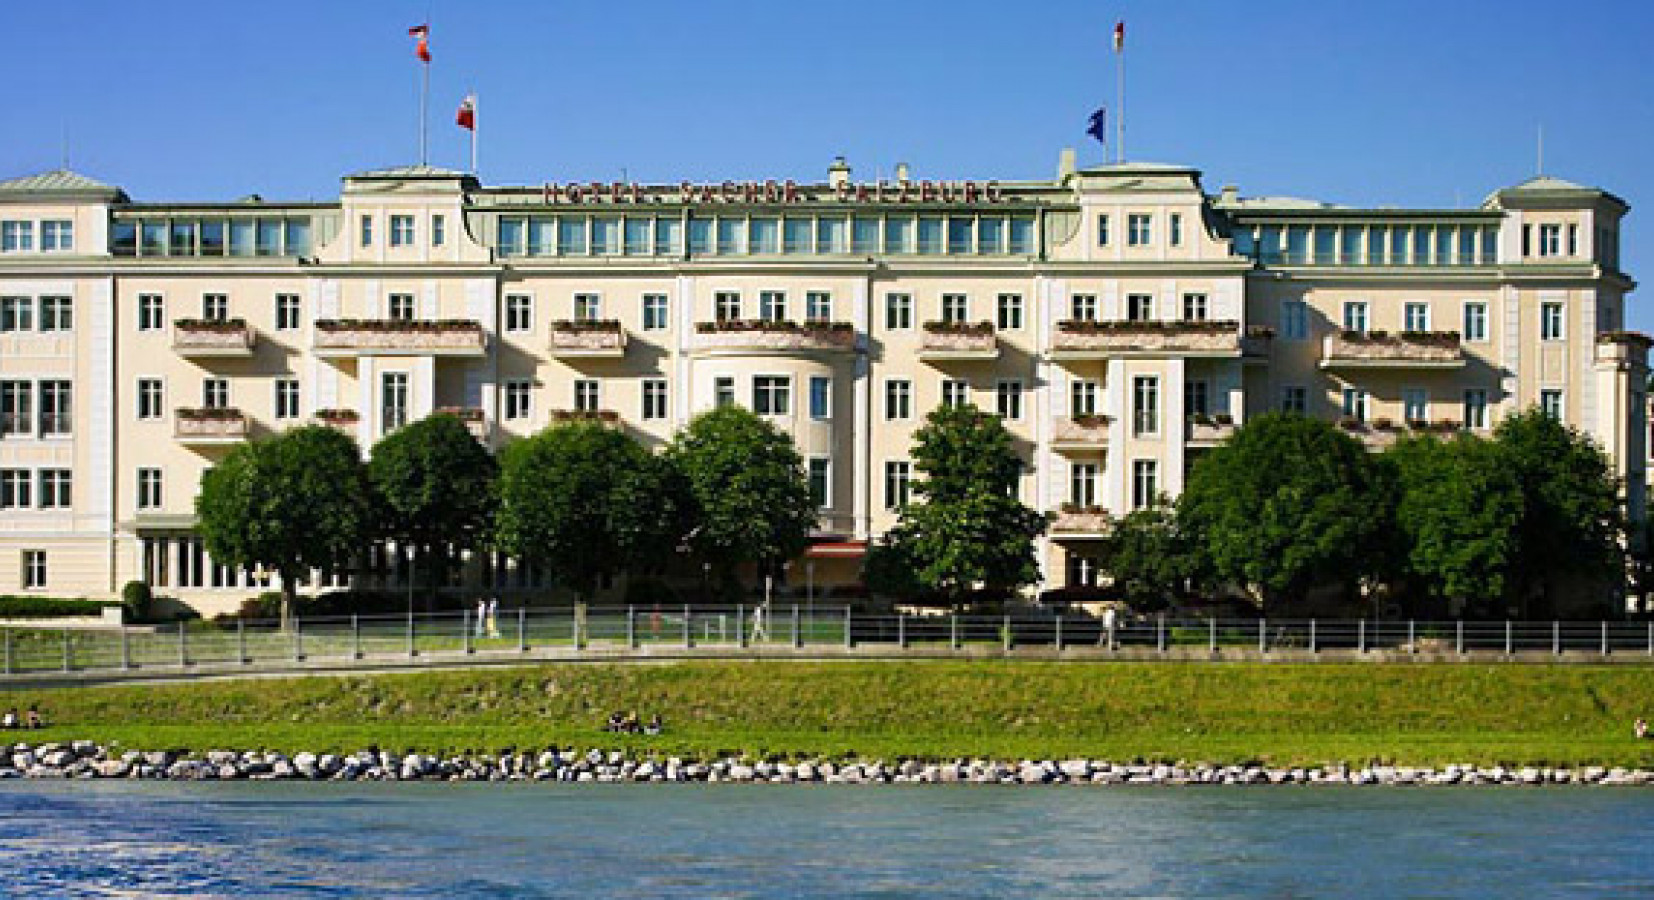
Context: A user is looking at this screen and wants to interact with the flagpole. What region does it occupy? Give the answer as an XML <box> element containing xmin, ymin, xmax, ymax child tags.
<box><xmin>1116</xmin><ymin>35</ymin><xmax>1125</xmax><ymax>163</ymax></box>
<box><xmin>471</xmin><ymin>93</ymin><xmax>478</xmax><ymax>175</ymax></box>
<box><xmin>420</xmin><ymin>60</ymin><xmax>430</xmax><ymax>166</ymax></box>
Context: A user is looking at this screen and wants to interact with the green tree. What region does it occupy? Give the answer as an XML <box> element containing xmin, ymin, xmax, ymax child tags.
<box><xmin>875</xmin><ymin>404</ymin><xmax>1048</xmax><ymax>608</ymax></box>
<box><xmin>496</xmin><ymin>421</ymin><xmax>664</xmax><ymax>601</ymax></box>
<box><xmin>1494</xmin><ymin>409</ymin><xmax>1626</xmax><ymax>617</ymax></box>
<box><xmin>609</xmin><ymin>450</ymin><xmax>696</xmax><ymax>579</ymax></box>
<box><xmin>1100</xmin><ymin>501</ymin><xmax>1205</xmax><ymax>612</ymax></box>
<box><xmin>666</xmin><ymin>406</ymin><xmax>815</xmax><ymax>597</ymax></box>
<box><xmin>1384</xmin><ymin>435</ymin><xmax>1522</xmax><ymax>617</ymax></box>
<box><xmin>196</xmin><ymin>425</ymin><xmax>373</xmax><ymax>625</ymax></box>
<box><xmin>1179</xmin><ymin>413</ymin><xmax>1387</xmax><ymax>613</ymax></box>
<box><xmin>368</xmin><ymin>413</ymin><xmax>497</xmax><ymax>605</ymax></box>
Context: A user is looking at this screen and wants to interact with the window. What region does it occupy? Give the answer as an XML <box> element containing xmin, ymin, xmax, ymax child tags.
<box><xmin>137</xmin><ymin>468</ymin><xmax>164</xmax><ymax>510</ymax></box>
<box><xmin>997</xmin><ymin>294</ymin><xmax>1023</xmax><ymax>330</ymax></box>
<box><xmin>574</xmin><ymin>293</ymin><xmax>602</xmax><ymax>322</ymax></box>
<box><xmin>1</xmin><ymin>470</ymin><xmax>30</xmax><ymax>508</ymax></box>
<box><xmin>574</xmin><ymin>379</ymin><xmax>601</xmax><ymax>412</ymax></box>
<box><xmin>1132</xmin><ymin>460</ymin><xmax>1158</xmax><ymax>510</ymax></box>
<box><xmin>1067</xmin><ymin>553</ymin><xmax>1100</xmax><ymax>588</ymax></box>
<box><xmin>0</xmin><ymin>297</ymin><xmax>29</xmax><ymax>332</ymax></box>
<box><xmin>809</xmin><ymin>376</ymin><xmax>831</xmax><ymax>420</ymax></box>
<box><xmin>1540</xmin><ymin>302</ymin><xmax>1564</xmax><ymax>341</ymax></box>
<box><xmin>40</xmin><ymin>220</ymin><xmax>72</xmax><ymax>252</ymax></box>
<box><xmin>753</xmin><ymin>375</ymin><xmax>791</xmax><ymax>416</ymax></box>
<box><xmin>715</xmin><ymin>291</ymin><xmax>741</xmax><ymax>322</ymax></box>
<box><xmin>758</xmin><ymin>291</ymin><xmax>787</xmax><ymax>323</ymax></box>
<box><xmin>885</xmin><ymin>379</ymin><xmax>912</xmax><ymax>420</ymax></box>
<box><xmin>1071</xmin><ymin>380</ymin><xmax>1099</xmax><ymax>417</ymax></box>
<box><xmin>505</xmin><ymin>294</ymin><xmax>533</xmax><ymax>332</ymax></box>
<box><xmin>805</xmin><ymin>291</ymin><xmax>832</xmax><ymax>323</ymax></box>
<box><xmin>360</xmin><ymin>214</ymin><xmax>374</xmax><ymax>247</ymax></box>
<box><xmin>1126</xmin><ymin>294</ymin><xmax>1155</xmax><ymax>322</ymax></box>
<box><xmin>808</xmin><ymin>458</ymin><xmax>831</xmax><ymax>509</ymax></box>
<box><xmin>1096</xmin><ymin>214</ymin><xmax>1110</xmax><ymax>246</ymax></box>
<box><xmin>38</xmin><ymin>297</ymin><xmax>71</xmax><ymax>332</ymax></box>
<box><xmin>1404</xmin><ymin>302</ymin><xmax>1430</xmax><ymax>332</ymax></box>
<box><xmin>138</xmin><ymin>295</ymin><xmax>164</xmax><ymax>331</ymax></box>
<box><xmin>1185</xmin><ymin>380</ymin><xmax>1210</xmax><ymax>417</ymax></box>
<box><xmin>202</xmin><ymin>378</ymin><xmax>229</xmax><ymax>410</ymax></box>
<box><xmin>432</xmin><ymin>215</ymin><xmax>446</xmax><ymax>247</ymax></box>
<box><xmin>1539</xmin><ymin>224</ymin><xmax>1560</xmax><ymax>257</ymax></box>
<box><xmin>1281</xmin><ymin>300</ymin><xmax>1308</xmax><ymax>340</ymax></box>
<box><xmin>38</xmin><ymin>381</ymin><xmax>71</xmax><ymax>435</ymax></box>
<box><xmin>504</xmin><ymin>379</ymin><xmax>531</xmax><ymax>420</ymax></box>
<box><xmin>388</xmin><ymin>293</ymin><xmax>416</xmax><ymax>321</ymax></box>
<box><xmin>1182</xmin><ymin>293</ymin><xmax>1208</xmax><ymax>322</ymax></box>
<box><xmin>202</xmin><ymin>294</ymin><xmax>229</xmax><ymax>322</ymax></box>
<box><xmin>1343</xmin><ymin>301</ymin><xmax>1369</xmax><ymax>334</ymax></box>
<box><xmin>1070</xmin><ymin>462</ymin><xmax>1099</xmax><ymax>507</ymax></box>
<box><xmin>643</xmin><ymin>379</ymin><xmax>668</xmax><ymax>420</ymax></box>
<box><xmin>381</xmin><ymin>372</ymin><xmax>408</xmax><ymax>430</ymax></box>
<box><xmin>390</xmin><ymin>215</ymin><xmax>415</xmax><ymax>247</ymax></box>
<box><xmin>941</xmin><ymin>379</ymin><xmax>969</xmax><ymax>409</ymax></box>
<box><xmin>642</xmin><ymin>294</ymin><xmax>668</xmax><ymax>330</ymax></box>
<box><xmin>1132</xmin><ymin>376</ymin><xmax>1159</xmax><ymax>436</ymax></box>
<box><xmin>1521</xmin><ymin>224</ymin><xmax>1531</xmax><ymax>258</ymax></box>
<box><xmin>1070</xmin><ymin>294</ymin><xmax>1098</xmax><ymax>322</ymax></box>
<box><xmin>1341</xmin><ymin>387</ymin><xmax>1368</xmax><ymax>423</ymax></box>
<box><xmin>996</xmin><ymin>380</ymin><xmax>1023</xmax><ymax>421</ymax></box>
<box><xmin>1</xmin><ymin>221</ymin><xmax>35</xmax><ymax>252</ymax></box>
<box><xmin>1403</xmin><ymin>388</ymin><xmax>1428</xmax><ymax>424</ymax></box>
<box><xmin>274</xmin><ymin>294</ymin><xmax>301</xmax><ymax>331</ymax></box>
<box><xmin>1170</xmin><ymin>213</ymin><xmax>1183</xmax><ymax>247</ymax></box>
<box><xmin>137</xmin><ymin>379</ymin><xmax>164</xmax><ymax>419</ymax></box>
<box><xmin>275</xmin><ymin>379</ymin><xmax>300</xmax><ymax>420</ymax></box>
<box><xmin>941</xmin><ymin>293</ymin><xmax>969</xmax><ymax>324</ymax></box>
<box><xmin>38</xmin><ymin>470</ymin><xmax>70</xmax><ymax>509</ymax></box>
<box><xmin>1567</xmin><ymin>224</ymin><xmax>1579</xmax><ymax>257</ymax></box>
<box><xmin>1463</xmin><ymin>302</ymin><xmax>1488</xmax><ymax>342</ymax></box>
<box><xmin>1128</xmin><ymin>214</ymin><xmax>1152</xmax><ymax>246</ymax></box>
<box><xmin>23</xmin><ymin>550</ymin><xmax>46</xmax><ymax>589</ymax></box>
<box><xmin>1</xmin><ymin>381</ymin><xmax>31</xmax><ymax>435</ymax></box>
<box><xmin>1540</xmin><ymin>389</ymin><xmax>1564</xmax><ymax>420</ymax></box>
<box><xmin>886</xmin><ymin>293</ymin><xmax>913</xmax><ymax>330</ymax></box>
<box><xmin>884</xmin><ymin>461</ymin><xmax>911</xmax><ymax>510</ymax></box>
<box><xmin>714</xmin><ymin>376</ymin><xmax>736</xmax><ymax>408</ymax></box>
<box><xmin>1463</xmin><ymin>389</ymin><xmax>1488</xmax><ymax>430</ymax></box>
<box><xmin>1281</xmin><ymin>385</ymin><xmax>1307</xmax><ymax>415</ymax></box>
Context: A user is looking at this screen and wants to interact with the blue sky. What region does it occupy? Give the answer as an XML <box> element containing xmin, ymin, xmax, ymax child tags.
<box><xmin>4</xmin><ymin>1</ymin><xmax>1651</xmax><ymax>324</ymax></box>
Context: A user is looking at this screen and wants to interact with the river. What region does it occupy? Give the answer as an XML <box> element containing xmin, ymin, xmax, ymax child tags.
<box><xmin>1</xmin><ymin>781</ymin><xmax>1650</xmax><ymax>898</ymax></box>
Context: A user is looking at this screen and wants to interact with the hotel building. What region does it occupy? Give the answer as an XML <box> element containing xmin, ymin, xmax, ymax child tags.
<box><xmin>0</xmin><ymin>154</ymin><xmax>1643</xmax><ymax>614</ymax></box>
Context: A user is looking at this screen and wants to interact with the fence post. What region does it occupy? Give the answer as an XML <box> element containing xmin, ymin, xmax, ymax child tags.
<box><xmin>1648</xmin><ymin>621</ymin><xmax>1652</xmax><ymax>657</ymax></box>
<box><xmin>463</xmin><ymin>609</ymin><xmax>473</xmax><ymax>655</ymax></box>
<box><xmin>791</xmin><ymin>604</ymin><xmax>801</xmax><ymax>649</ymax></box>
<box><xmin>120</xmin><ymin>626</ymin><xmax>131</xmax><ymax>670</ymax></box>
<box><xmin>518</xmin><ymin>607</ymin><xmax>527</xmax><ymax>653</ymax></box>
<box><xmin>1358</xmin><ymin>620</ymin><xmax>1366</xmax><ymax>654</ymax></box>
<box><xmin>238</xmin><ymin>617</ymin><xmax>247</xmax><ymax>665</ymax></box>
<box><xmin>62</xmin><ymin>628</ymin><xmax>72</xmax><ymax>672</ymax></box>
<box><xmin>1309</xmin><ymin>619</ymin><xmax>1317</xmax><ymax>654</ymax></box>
<box><xmin>293</xmin><ymin>617</ymin><xmax>304</xmax><ymax>662</ymax></box>
<box><xmin>2</xmin><ymin>628</ymin><xmax>9</xmax><ymax>674</ymax></box>
<box><xmin>736</xmin><ymin>604</ymin><xmax>746</xmax><ymax>648</ymax></box>
<box><xmin>1157</xmin><ymin>614</ymin><xmax>1166</xmax><ymax>654</ymax></box>
<box><xmin>1003</xmin><ymin>614</ymin><xmax>1012</xmax><ymax>653</ymax></box>
<box><xmin>845</xmin><ymin>607</ymin><xmax>853</xmax><ymax>649</ymax></box>
<box><xmin>1055</xmin><ymin>614</ymin><xmax>1064</xmax><ymax>652</ymax></box>
<box><xmin>1601</xmin><ymin>620</ymin><xmax>1609</xmax><ymax>657</ymax></box>
<box><xmin>178</xmin><ymin>621</ymin><xmax>188</xmax><ymax>668</ymax></box>
<box><xmin>1209</xmin><ymin>617</ymin><xmax>1217</xmax><ymax>655</ymax></box>
<box><xmin>950</xmin><ymin>613</ymin><xmax>959</xmax><ymax>651</ymax></box>
<box><xmin>1258</xmin><ymin>618</ymin><xmax>1267</xmax><ymax>655</ymax></box>
<box><xmin>1456</xmin><ymin>620</ymin><xmax>1464</xmax><ymax>656</ymax></box>
<box><xmin>897</xmin><ymin>613</ymin><xmax>907</xmax><ymax>649</ymax></box>
<box><xmin>626</xmin><ymin>606</ymin><xmax>636</xmax><ymax>650</ymax></box>
<box><xmin>407</xmin><ymin>611</ymin><xmax>416</xmax><ymax>658</ymax></box>
<box><xmin>1553</xmin><ymin>621</ymin><xmax>1560</xmax><ymax>657</ymax></box>
<box><xmin>1408</xmin><ymin>620</ymin><xmax>1416</xmax><ymax>654</ymax></box>
<box><xmin>1504</xmin><ymin>620</ymin><xmax>1513</xmax><ymax>656</ymax></box>
<box><xmin>684</xmin><ymin>604</ymin><xmax>693</xmax><ymax>649</ymax></box>
<box><xmin>352</xmin><ymin>615</ymin><xmax>361</xmax><ymax>660</ymax></box>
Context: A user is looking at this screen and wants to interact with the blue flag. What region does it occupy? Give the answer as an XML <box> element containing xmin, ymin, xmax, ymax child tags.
<box><xmin>1085</xmin><ymin>107</ymin><xmax>1107</xmax><ymax>147</ymax></box>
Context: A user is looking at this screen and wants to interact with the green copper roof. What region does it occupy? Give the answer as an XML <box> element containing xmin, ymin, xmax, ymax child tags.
<box><xmin>0</xmin><ymin>169</ymin><xmax>123</xmax><ymax>198</ymax></box>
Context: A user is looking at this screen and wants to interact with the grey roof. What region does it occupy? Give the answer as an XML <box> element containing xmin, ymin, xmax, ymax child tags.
<box><xmin>346</xmin><ymin>164</ymin><xmax>469</xmax><ymax>179</ymax></box>
<box><xmin>1501</xmin><ymin>174</ymin><xmax>1595</xmax><ymax>193</ymax></box>
<box><xmin>0</xmin><ymin>169</ymin><xmax>122</xmax><ymax>197</ymax></box>
<box><xmin>1222</xmin><ymin>195</ymin><xmax>1348</xmax><ymax>211</ymax></box>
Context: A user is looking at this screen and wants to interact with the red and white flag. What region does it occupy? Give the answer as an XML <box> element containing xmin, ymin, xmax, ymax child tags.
<box><xmin>456</xmin><ymin>94</ymin><xmax>476</xmax><ymax>131</ymax></box>
<box><xmin>1113</xmin><ymin>20</ymin><xmax>1125</xmax><ymax>53</ymax></box>
<box><xmin>409</xmin><ymin>24</ymin><xmax>431</xmax><ymax>63</ymax></box>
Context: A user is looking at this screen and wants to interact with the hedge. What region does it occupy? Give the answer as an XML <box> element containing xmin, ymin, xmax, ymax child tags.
<box><xmin>0</xmin><ymin>596</ymin><xmax>123</xmax><ymax>619</ymax></box>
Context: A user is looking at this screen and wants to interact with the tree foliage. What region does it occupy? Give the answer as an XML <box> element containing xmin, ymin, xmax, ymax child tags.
<box><xmin>1100</xmin><ymin>502</ymin><xmax>1205</xmax><ymax>612</ymax></box>
<box><xmin>196</xmin><ymin>425</ymin><xmax>373</xmax><ymax>624</ymax></box>
<box><xmin>368</xmin><ymin>413</ymin><xmax>497</xmax><ymax>599</ymax></box>
<box><xmin>1178</xmin><ymin>413</ymin><xmax>1387</xmax><ymax>612</ymax></box>
<box><xmin>874</xmin><ymin>404</ymin><xmax>1048</xmax><ymax>607</ymax></box>
<box><xmin>666</xmin><ymin>406</ymin><xmax>816</xmax><ymax>590</ymax></box>
<box><xmin>1384</xmin><ymin>435</ymin><xmax>1523</xmax><ymax>615</ymax></box>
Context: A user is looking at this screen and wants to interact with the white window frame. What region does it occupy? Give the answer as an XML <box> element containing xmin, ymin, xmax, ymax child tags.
<box><xmin>805</xmin><ymin>291</ymin><xmax>833</xmax><ymax>323</ymax></box>
<box><xmin>504</xmin><ymin>379</ymin><xmax>532</xmax><ymax>420</ymax></box>
<box><xmin>1343</xmin><ymin>301</ymin><xmax>1369</xmax><ymax>333</ymax></box>
<box><xmin>1540</xmin><ymin>302</ymin><xmax>1565</xmax><ymax>341</ymax></box>
<box><xmin>1132</xmin><ymin>375</ymin><xmax>1159</xmax><ymax>437</ymax></box>
<box><xmin>574</xmin><ymin>379</ymin><xmax>601</xmax><ymax>412</ymax></box>
<box><xmin>22</xmin><ymin>550</ymin><xmax>46</xmax><ymax>590</ymax></box>
<box><xmin>1127</xmin><ymin>213</ymin><xmax>1153</xmax><ymax>247</ymax></box>
<box><xmin>1070</xmin><ymin>294</ymin><xmax>1098</xmax><ymax>322</ymax></box>
<box><xmin>941</xmin><ymin>378</ymin><xmax>970</xmax><ymax>409</ymax></box>
<box><xmin>1131</xmin><ymin>459</ymin><xmax>1158</xmax><ymax>510</ymax></box>
<box><xmin>1341</xmin><ymin>387</ymin><xmax>1369</xmax><ymax>422</ymax></box>
<box><xmin>885</xmin><ymin>293</ymin><xmax>913</xmax><ymax>330</ymax></box>
<box><xmin>505</xmin><ymin>294</ymin><xmax>534</xmax><ymax>333</ymax></box>
<box><xmin>884</xmin><ymin>379</ymin><xmax>912</xmax><ymax>421</ymax></box>
<box><xmin>138</xmin><ymin>294</ymin><xmax>165</xmax><ymax>331</ymax></box>
<box><xmin>808</xmin><ymin>457</ymin><xmax>832</xmax><ymax>510</ymax></box>
<box><xmin>642</xmin><ymin>378</ymin><xmax>668</xmax><ymax>421</ymax></box>
<box><xmin>1463</xmin><ymin>301</ymin><xmax>1488</xmax><ymax>342</ymax></box>
<box><xmin>1070</xmin><ymin>461</ymin><xmax>1100</xmax><ymax>508</ymax></box>
<box><xmin>389</xmin><ymin>215</ymin><xmax>415</xmax><ymax>248</ymax></box>
<box><xmin>38</xmin><ymin>296</ymin><xmax>72</xmax><ymax>332</ymax></box>
<box><xmin>997</xmin><ymin>293</ymin><xmax>1023</xmax><ymax>330</ymax></box>
<box><xmin>714</xmin><ymin>291</ymin><xmax>742</xmax><ymax>322</ymax></box>
<box><xmin>387</xmin><ymin>293</ymin><xmax>416</xmax><ymax>321</ymax></box>
<box><xmin>137</xmin><ymin>467</ymin><xmax>164</xmax><ymax>510</ymax></box>
<box><xmin>1126</xmin><ymin>294</ymin><xmax>1155</xmax><ymax>322</ymax></box>
<box><xmin>940</xmin><ymin>293</ymin><xmax>969</xmax><ymax>324</ymax></box>
<box><xmin>1182</xmin><ymin>293</ymin><xmax>1208</xmax><ymax>322</ymax></box>
<box><xmin>1281</xmin><ymin>300</ymin><xmax>1308</xmax><ymax>340</ymax></box>
<box><xmin>752</xmin><ymin>374</ymin><xmax>792</xmax><ymax>417</ymax></box>
<box><xmin>1404</xmin><ymin>302</ymin><xmax>1430</xmax><ymax>333</ymax></box>
<box><xmin>137</xmin><ymin>378</ymin><xmax>165</xmax><ymax>420</ymax></box>
<box><xmin>1402</xmin><ymin>388</ymin><xmax>1429</xmax><ymax>424</ymax></box>
<box><xmin>1071</xmin><ymin>380</ymin><xmax>1099</xmax><ymax>417</ymax></box>
<box><xmin>809</xmin><ymin>375</ymin><xmax>832</xmax><ymax>420</ymax></box>
<box><xmin>1463</xmin><ymin>388</ymin><xmax>1488</xmax><ymax>430</ymax></box>
<box><xmin>202</xmin><ymin>293</ymin><xmax>229</xmax><ymax>322</ymax></box>
<box><xmin>574</xmin><ymin>292</ymin><xmax>603</xmax><ymax>322</ymax></box>
<box><xmin>713</xmin><ymin>375</ymin><xmax>737</xmax><ymax>408</ymax></box>
<box><xmin>1540</xmin><ymin>388</ymin><xmax>1564</xmax><ymax>420</ymax></box>
<box><xmin>642</xmin><ymin>293</ymin><xmax>669</xmax><ymax>331</ymax></box>
<box><xmin>274</xmin><ymin>378</ymin><xmax>301</xmax><ymax>420</ymax></box>
<box><xmin>884</xmin><ymin>460</ymin><xmax>911</xmax><ymax>510</ymax></box>
<box><xmin>996</xmin><ymin>379</ymin><xmax>1023</xmax><ymax>421</ymax></box>
<box><xmin>275</xmin><ymin>293</ymin><xmax>301</xmax><ymax>331</ymax></box>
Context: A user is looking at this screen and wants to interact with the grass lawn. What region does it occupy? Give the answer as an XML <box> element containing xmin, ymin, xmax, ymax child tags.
<box><xmin>9</xmin><ymin>660</ymin><xmax>1654</xmax><ymax>768</ymax></box>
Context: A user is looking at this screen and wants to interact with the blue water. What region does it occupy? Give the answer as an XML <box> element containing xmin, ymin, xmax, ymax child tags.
<box><xmin>1</xmin><ymin>782</ymin><xmax>1651</xmax><ymax>898</ymax></box>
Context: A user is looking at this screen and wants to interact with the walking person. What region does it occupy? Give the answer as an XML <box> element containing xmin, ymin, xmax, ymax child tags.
<box><xmin>474</xmin><ymin>598</ymin><xmax>487</xmax><ymax>638</ymax></box>
<box><xmin>486</xmin><ymin>597</ymin><xmax>501</xmax><ymax>639</ymax></box>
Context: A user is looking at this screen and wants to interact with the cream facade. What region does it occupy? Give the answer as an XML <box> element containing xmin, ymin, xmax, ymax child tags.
<box><xmin>0</xmin><ymin>158</ymin><xmax>1643</xmax><ymax>614</ymax></box>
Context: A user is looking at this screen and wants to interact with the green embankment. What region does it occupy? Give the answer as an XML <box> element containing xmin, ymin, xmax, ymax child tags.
<box><xmin>11</xmin><ymin>661</ymin><xmax>1654</xmax><ymax>767</ymax></box>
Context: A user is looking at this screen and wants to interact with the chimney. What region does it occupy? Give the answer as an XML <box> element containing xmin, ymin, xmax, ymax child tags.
<box><xmin>1219</xmin><ymin>184</ymin><xmax>1240</xmax><ymax>206</ymax></box>
<box><xmin>828</xmin><ymin>156</ymin><xmax>852</xmax><ymax>188</ymax></box>
<box><xmin>895</xmin><ymin>161</ymin><xmax>911</xmax><ymax>183</ymax></box>
<box><xmin>1058</xmin><ymin>148</ymin><xmax>1077</xmax><ymax>179</ymax></box>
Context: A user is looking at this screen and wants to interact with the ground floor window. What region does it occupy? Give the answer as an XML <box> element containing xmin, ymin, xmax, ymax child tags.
<box><xmin>22</xmin><ymin>550</ymin><xmax>46</xmax><ymax>589</ymax></box>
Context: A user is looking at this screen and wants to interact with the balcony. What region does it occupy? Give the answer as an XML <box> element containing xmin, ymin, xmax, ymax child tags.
<box><xmin>1051</xmin><ymin>506</ymin><xmax>1112</xmax><ymax>538</ymax></box>
<box><xmin>1052</xmin><ymin>415</ymin><xmax>1112</xmax><ymax>452</ymax></box>
<box><xmin>313</xmin><ymin>319</ymin><xmax>486</xmax><ymax>357</ymax></box>
<box><xmin>918</xmin><ymin>321</ymin><xmax>999</xmax><ymax>361</ymax></box>
<box><xmin>174</xmin><ymin>408</ymin><xmax>249</xmax><ymax>445</ymax></box>
<box><xmin>549</xmin><ymin>409</ymin><xmax>624</xmax><ymax>428</ymax></box>
<box><xmin>549</xmin><ymin>320</ymin><xmax>627</xmax><ymax>358</ymax></box>
<box><xmin>173</xmin><ymin>319</ymin><xmax>255</xmax><ymax>357</ymax></box>
<box><xmin>1336</xmin><ymin>418</ymin><xmax>1464</xmax><ymax>450</ymax></box>
<box><xmin>691</xmin><ymin>320</ymin><xmax>855</xmax><ymax>355</ymax></box>
<box><xmin>312</xmin><ymin>409</ymin><xmax>359</xmax><ymax>438</ymax></box>
<box><xmin>1596</xmin><ymin>331</ymin><xmax>1653</xmax><ymax>369</ymax></box>
<box><xmin>1186</xmin><ymin>414</ymin><xmax>1237</xmax><ymax>446</ymax></box>
<box><xmin>1052</xmin><ymin>320</ymin><xmax>1244</xmax><ymax>359</ymax></box>
<box><xmin>433</xmin><ymin>406</ymin><xmax>490</xmax><ymax>441</ymax></box>
<box><xmin>1320</xmin><ymin>331</ymin><xmax>1464</xmax><ymax>370</ymax></box>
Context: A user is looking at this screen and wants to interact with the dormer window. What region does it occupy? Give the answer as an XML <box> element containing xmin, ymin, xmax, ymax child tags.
<box><xmin>1128</xmin><ymin>214</ymin><xmax>1152</xmax><ymax>246</ymax></box>
<box><xmin>390</xmin><ymin>215</ymin><xmax>415</xmax><ymax>247</ymax></box>
<box><xmin>1</xmin><ymin>221</ymin><xmax>34</xmax><ymax>252</ymax></box>
<box><xmin>1170</xmin><ymin>213</ymin><xmax>1183</xmax><ymax>247</ymax></box>
<box><xmin>1538</xmin><ymin>224</ymin><xmax>1560</xmax><ymax>257</ymax></box>
<box><xmin>432</xmin><ymin>215</ymin><xmax>446</xmax><ymax>247</ymax></box>
<box><xmin>40</xmin><ymin>221</ymin><xmax>73</xmax><ymax>252</ymax></box>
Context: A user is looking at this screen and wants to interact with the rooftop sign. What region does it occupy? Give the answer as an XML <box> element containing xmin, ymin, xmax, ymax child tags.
<box><xmin>539</xmin><ymin>179</ymin><xmax>1008</xmax><ymax>206</ymax></box>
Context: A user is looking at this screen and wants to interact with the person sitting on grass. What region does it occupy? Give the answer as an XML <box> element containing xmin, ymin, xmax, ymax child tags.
<box><xmin>1637</xmin><ymin>717</ymin><xmax>1649</xmax><ymax>740</ymax></box>
<box><xmin>25</xmin><ymin>705</ymin><xmax>44</xmax><ymax>729</ymax></box>
<box><xmin>1</xmin><ymin>708</ymin><xmax>17</xmax><ymax>729</ymax></box>
<box><xmin>644</xmin><ymin>713</ymin><xmax>663</xmax><ymax>736</ymax></box>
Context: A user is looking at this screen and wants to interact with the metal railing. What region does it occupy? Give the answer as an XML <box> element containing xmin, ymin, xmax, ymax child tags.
<box><xmin>3</xmin><ymin>610</ymin><xmax>1654</xmax><ymax>679</ymax></box>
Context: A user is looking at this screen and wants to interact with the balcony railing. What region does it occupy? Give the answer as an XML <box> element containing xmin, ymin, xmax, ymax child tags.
<box><xmin>312</xmin><ymin>409</ymin><xmax>359</xmax><ymax>437</ymax></box>
<box><xmin>175</xmin><ymin>408</ymin><xmax>249</xmax><ymax>445</ymax></box>
<box><xmin>1186</xmin><ymin>414</ymin><xmax>1237</xmax><ymax>446</ymax></box>
<box><xmin>1052</xmin><ymin>415</ymin><xmax>1111</xmax><ymax>450</ymax></box>
<box><xmin>692</xmin><ymin>320</ymin><xmax>855</xmax><ymax>354</ymax></box>
<box><xmin>313</xmin><ymin>319</ymin><xmax>486</xmax><ymax>357</ymax></box>
<box><xmin>918</xmin><ymin>321</ymin><xmax>999</xmax><ymax>360</ymax></box>
<box><xmin>1321</xmin><ymin>331</ymin><xmax>1464</xmax><ymax>369</ymax></box>
<box><xmin>549</xmin><ymin>409</ymin><xmax>623</xmax><ymax>428</ymax></box>
<box><xmin>1052</xmin><ymin>320</ymin><xmax>1244</xmax><ymax>357</ymax></box>
<box><xmin>1336</xmin><ymin>418</ymin><xmax>1464</xmax><ymax>450</ymax></box>
<box><xmin>1051</xmin><ymin>506</ymin><xmax>1112</xmax><ymax>536</ymax></box>
<box><xmin>433</xmin><ymin>407</ymin><xmax>490</xmax><ymax>441</ymax></box>
<box><xmin>173</xmin><ymin>319</ymin><xmax>255</xmax><ymax>357</ymax></box>
<box><xmin>549</xmin><ymin>320</ymin><xmax>627</xmax><ymax>358</ymax></box>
